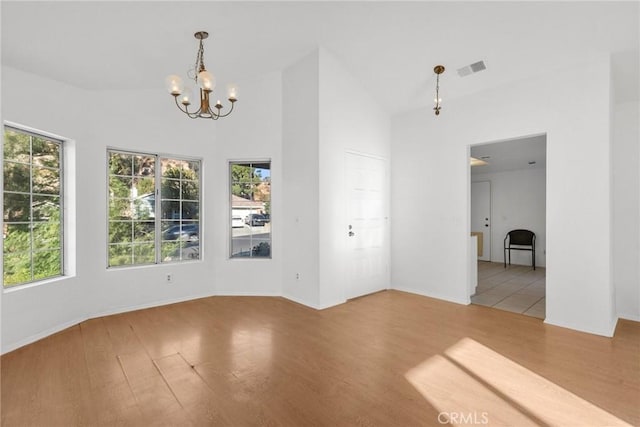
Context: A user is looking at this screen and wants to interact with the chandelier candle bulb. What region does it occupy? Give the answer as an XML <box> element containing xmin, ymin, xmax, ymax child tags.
<box><xmin>198</xmin><ymin>70</ymin><xmax>215</xmax><ymax>91</ymax></box>
<box><xmin>227</xmin><ymin>84</ymin><xmax>238</xmax><ymax>101</ymax></box>
<box><xmin>165</xmin><ymin>75</ymin><xmax>184</xmax><ymax>95</ymax></box>
<box><xmin>180</xmin><ymin>88</ymin><xmax>192</xmax><ymax>105</ymax></box>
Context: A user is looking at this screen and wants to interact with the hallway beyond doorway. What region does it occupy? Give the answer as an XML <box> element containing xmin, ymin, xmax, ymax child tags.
<box><xmin>471</xmin><ymin>262</ymin><xmax>545</xmax><ymax>318</ymax></box>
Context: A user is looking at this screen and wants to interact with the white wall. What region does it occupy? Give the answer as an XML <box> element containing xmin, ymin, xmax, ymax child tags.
<box><xmin>2</xmin><ymin>67</ymin><xmax>93</xmax><ymax>352</ymax></box>
<box><xmin>318</xmin><ymin>48</ymin><xmax>391</xmax><ymax>308</ymax></box>
<box><xmin>212</xmin><ymin>71</ymin><xmax>283</xmax><ymax>297</ymax></box>
<box><xmin>391</xmin><ymin>57</ymin><xmax>617</xmax><ymax>336</ymax></box>
<box><xmin>612</xmin><ymin>101</ymin><xmax>640</xmax><ymax>321</ymax></box>
<box><xmin>472</xmin><ymin>168</ymin><xmax>546</xmax><ymax>267</ymax></box>
<box><xmin>282</xmin><ymin>51</ymin><xmax>321</xmax><ymax>308</ymax></box>
<box><xmin>281</xmin><ymin>48</ymin><xmax>391</xmax><ymax>309</ymax></box>
<box><xmin>1</xmin><ymin>65</ymin><xmax>285</xmax><ymax>353</ymax></box>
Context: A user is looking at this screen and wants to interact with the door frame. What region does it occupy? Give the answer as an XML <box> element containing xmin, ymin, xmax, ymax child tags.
<box><xmin>470</xmin><ymin>180</ymin><xmax>492</xmax><ymax>262</ymax></box>
<box><xmin>467</xmin><ymin>133</ymin><xmax>548</xmax><ymax>300</ymax></box>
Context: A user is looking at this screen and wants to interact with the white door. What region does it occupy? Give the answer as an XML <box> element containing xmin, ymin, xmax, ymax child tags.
<box><xmin>346</xmin><ymin>152</ymin><xmax>388</xmax><ymax>299</ymax></box>
<box><xmin>471</xmin><ymin>181</ymin><xmax>491</xmax><ymax>261</ymax></box>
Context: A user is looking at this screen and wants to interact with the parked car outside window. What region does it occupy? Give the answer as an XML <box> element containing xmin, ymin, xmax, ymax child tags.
<box><xmin>244</xmin><ymin>214</ymin><xmax>267</xmax><ymax>227</ymax></box>
<box><xmin>162</xmin><ymin>223</ymin><xmax>199</xmax><ymax>241</ymax></box>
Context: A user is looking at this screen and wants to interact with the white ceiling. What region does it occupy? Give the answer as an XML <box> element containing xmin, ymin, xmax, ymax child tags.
<box><xmin>470</xmin><ymin>134</ymin><xmax>546</xmax><ymax>175</ymax></box>
<box><xmin>2</xmin><ymin>1</ymin><xmax>639</xmax><ymax>115</ymax></box>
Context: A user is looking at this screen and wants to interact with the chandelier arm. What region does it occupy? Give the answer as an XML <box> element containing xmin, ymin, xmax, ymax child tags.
<box><xmin>174</xmin><ymin>96</ymin><xmax>194</xmax><ymax>115</ymax></box>
<box><xmin>212</xmin><ymin>101</ymin><xmax>236</xmax><ymax>119</ymax></box>
<box><xmin>174</xmin><ymin>96</ymin><xmax>205</xmax><ymax>119</ymax></box>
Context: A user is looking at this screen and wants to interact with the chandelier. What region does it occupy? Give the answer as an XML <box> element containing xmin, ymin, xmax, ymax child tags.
<box><xmin>433</xmin><ymin>65</ymin><xmax>445</xmax><ymax>116</ymax></box>
<box><xmin>165</xmin><ymin>31</ymin><xmax>237</xmax><ymax>120</ymax></box>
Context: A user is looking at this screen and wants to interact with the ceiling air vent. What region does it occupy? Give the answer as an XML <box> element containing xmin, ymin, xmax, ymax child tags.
<box><xmin>457</xmin><ymin>60</ymin><xmax>487</xmax><ymax>77</ymax></box>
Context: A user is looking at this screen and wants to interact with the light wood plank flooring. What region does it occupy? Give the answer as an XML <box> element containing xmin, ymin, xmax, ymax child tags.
<box><xmin>2</xmin><ymin>291</ymin><xmax>638</xmax><ymax>426</ymax></box>
<box><xmin>472</xmin><ymin>262</ymin><xmax>546</xmax><ymax>318</ymax></box>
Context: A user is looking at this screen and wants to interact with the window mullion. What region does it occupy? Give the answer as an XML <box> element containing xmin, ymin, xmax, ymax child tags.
<box><xmin>59</xmin><ymin>140</ymin><xmax>64</xmax><ymax>276</ymax></box>
<box><xmin>29</xmin><ymin>135</ymin><xmax>35</xmax><ymax>281</ymax></box>
<box><xmin>155</xmin><ymin>155</ymin><xmax>161</xmax><ymax>264</ymax></box>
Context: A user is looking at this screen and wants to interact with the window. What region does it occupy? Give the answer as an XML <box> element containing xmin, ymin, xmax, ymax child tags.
<box><xmin>3</xmin><ymin>126</ymin><xmax>63</xmax><ymax>287</ymax></box>
<box><xmin>230</xmin><ymin>161</ymin><xmax>271</xmax><ymax>258</ymax></box>
<box><xmin>108</xmin><ymin>150</ymin><xmax>201</xmax><ymax>267</ymax></box>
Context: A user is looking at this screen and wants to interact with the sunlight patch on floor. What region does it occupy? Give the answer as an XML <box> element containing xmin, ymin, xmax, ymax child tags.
<box><xmin>405</xmin><ymin>338</ymin><xmax>630</xmax><ymax>426</ymax></box>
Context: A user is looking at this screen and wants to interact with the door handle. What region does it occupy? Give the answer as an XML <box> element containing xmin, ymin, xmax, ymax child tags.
<box><xmin>349</xmin><ymin>231</ymin><xmax>355</xmax><ymax>237</ymax></box>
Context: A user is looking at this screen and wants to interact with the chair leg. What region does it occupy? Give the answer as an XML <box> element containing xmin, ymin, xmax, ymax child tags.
<box><xmin>504</xmin><ymin>248</ymin><xmax>507</xmax><ymax>268</ymax></box>
<box><xmin>532</xmin><ymin>248</ymin><xmax>535</xmax><ymax>270</ymax></box>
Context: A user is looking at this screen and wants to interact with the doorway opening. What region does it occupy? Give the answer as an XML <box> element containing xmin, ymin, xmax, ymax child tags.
<box><xmin>469</xmin><ymin>134</ymin><xmax>547</xmax><ymax>319</ymax></box>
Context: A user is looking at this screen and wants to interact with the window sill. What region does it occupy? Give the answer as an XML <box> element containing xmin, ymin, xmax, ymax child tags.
<box><xmin>3</xmin><ymin>274</ymin><xmax>75</xmax><ymax>294</ymax></box>
<box><xmin>106</xmin><ymin>259</ymin><xmax>203</xmax><ymax>271</ymax></box>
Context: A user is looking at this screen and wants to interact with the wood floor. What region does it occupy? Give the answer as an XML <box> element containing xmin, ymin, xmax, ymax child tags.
<box><xmin>2</xmin><ymin>291</ymin><xmax>639</xmax><ymax>426</ymax></box>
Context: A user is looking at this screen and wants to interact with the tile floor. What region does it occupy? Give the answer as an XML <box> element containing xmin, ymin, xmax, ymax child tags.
<box><xmin>471</xmin><ymin>261</ymin><xmax>545</xmax><ymax>318</ymax></box>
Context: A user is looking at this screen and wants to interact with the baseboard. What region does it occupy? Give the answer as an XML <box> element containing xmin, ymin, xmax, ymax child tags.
<box><xmin>617</xmin><ymin>313</ymin><xmax>640</xmax><ymax>322</ymax></box>
<box><xmin>392</xmin><ymin>285</ymin><xmax>471</xmax><ymax>306</ymax></box>
<box><xmin>317</xmin><ymin>299</ymin><xmax>347</xmax><ymax>310</ymax></box>
<box><xmin>544</xmin><ymin>316</ymin><xmax>618</xmax><ymax>338</ymax></box>
<box><xmin>2</xmin><ymin>291</ymin><xmax>280</xmax><ymax>355</ymax></box>
<box><xmin>2</xmin><ymin>315</ymin><xmax>88</xmax><ymax>355</ymax></box>
<box><xmin>281</xmin><ymin>293</ymin><xmax>320</xmax><ymax>309</ymax></box>
<box><xmin>214</xmin><ymin>290</ymin><xmax>281</xmax><ymax>297</ymax></box>
<box><xmin>92</xmin><ymin>292</ymin><xmax>216</xmax><ymax>319</ymax></box>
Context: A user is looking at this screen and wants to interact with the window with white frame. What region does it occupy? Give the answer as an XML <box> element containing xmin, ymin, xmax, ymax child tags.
<box><xmin>108</xmin><ymin>150</ymin><xmax>201</xmax><ymax>267</ymax></box>
<box><xmin>3</xmin><ymin>126</ymin><xmax>64</xmax><ymax>287</ymax></box>
<box><xmin>230</xmin><ymin>161</ymin><xmax>271</xmax><ymax>258</ymax></box>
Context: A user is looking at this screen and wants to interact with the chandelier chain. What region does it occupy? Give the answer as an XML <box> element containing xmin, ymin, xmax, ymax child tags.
<box><xmin>195</xmin><ymin>38</ymin><xmax>206</xmax><ymax>74</ymax></box>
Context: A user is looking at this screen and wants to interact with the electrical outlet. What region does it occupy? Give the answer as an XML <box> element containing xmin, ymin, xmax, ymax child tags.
<box><xmin>166</xmin><ymin>273</ymin><xmax>173</xmax><ymax>283</ymax></box>
<box><xmin>295</xmin><ymin>273</ymin><xmax>300</xmax><ymax>280</ymax></box>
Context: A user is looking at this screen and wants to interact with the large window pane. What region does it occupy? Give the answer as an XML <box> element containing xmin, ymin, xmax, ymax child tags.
<box><xmin>159</xmin><ymin>157</ymin><xmax>200</xmax><ymax>264</ymax></box>
<box><xmin>230</xmin><ymin>161</ymin><xmax>271</xmax><ymax>258</ymax></box>
<box><xmin>3</xmin><ymin>127</ymin><xmax>63</xmax><ymax>287</ymax></box>
<box><xmin>108</xmin><ymin>150</ymin><xmax>201</xmax><ymax>267</ymax></box>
